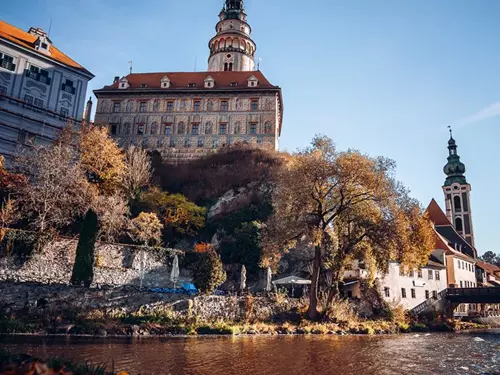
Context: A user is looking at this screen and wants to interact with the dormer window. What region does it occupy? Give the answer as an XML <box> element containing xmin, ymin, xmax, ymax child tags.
<box><xmin>161</xmin><ymin>76</ymin><xmax>171</xmax><ymax>88</ymax></box>
<box><xmin>29</xmin><ymin>27</ymin><xmax>52</xmax><ymax>55</ymax></box>
<box><xmin>141</xmin><ymin>84</ymin><xmax>148</xmax><ymax>88</ymax></box>
<box><xmin>204</xmin><ymin>76</ymin><xmax>215</xmax><ymax>88</ymax></box>
<box><xmin>0</xmin><ymin>53</ymin><xmax>16</xmax><ymax>72</ymax></box>
<box><xmin>118</xmin><ymin>77</ymin><xmax>129</xmax><ymax>89</ymax></box>
<box><xmin>188</xmin><ymin>83</ymin><xmax>196</xmax><ymax>88</ymax></box>
<box><xmin>247</xmin><ymin>75</ymin><xmax>259</xmax><ymax>87</ymax></box>
<box><xmin>230</xmin><ymin>82</ymin><xmax>238</xmax><ymax>87</ymax></box>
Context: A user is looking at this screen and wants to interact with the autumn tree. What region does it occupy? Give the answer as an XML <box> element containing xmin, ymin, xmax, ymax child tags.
<box><xmin>129</xmin><ymin>212</ymin><xmax>163</xmax><ymax>247</ymax></box>
<box><xmin>92</xmin><ymin>193</ymin><xmax>130</xmax><ymax>242</ymax></box>
<box><xmin>14</xmin><ymin>143</ymin><xmax>91</xmax><ymax>233</ymax></box>
<box><xmin>79</xmin><ymin>126</ymin><xmax>125</xmax><ymax>194</ymax></box>
<box><xmin>192</xmin><ymin>249</ymin><xmax>227</xmax><ymax>295</ymax></box>
<box><xmin>123</xmin><ymin>145</ymin><xmax>152</xmax><ymax>201</ymax></box>
<box><xmin>262</xmin><ymin>135</ymin><xmax>434</xmax><ymax>320</ymax></box>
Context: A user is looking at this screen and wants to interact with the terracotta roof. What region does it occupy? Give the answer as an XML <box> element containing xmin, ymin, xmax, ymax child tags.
<box><xmin>96</xmin><ymin>71</ymin><xmax>279</xmax><ymax>91</ymax></box>
<box><xmin>425</xmin><ymin>199</ymin><xmax>451</xmax><ymax>226</ymax></box>
<box><xmin>476</xmin><ymin>261</ymin><xmax>500</xmax><ymax>274</ymax></box>
<box><xmin>0</xmin><ymin>20</ymin><xmax>92</xmax><ymax>76</ymax></box>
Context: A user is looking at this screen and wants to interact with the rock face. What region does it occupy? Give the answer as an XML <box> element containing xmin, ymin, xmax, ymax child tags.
<box><xmin>207</xmin><ymin>182</ymin><xmax>266</xmax><ymax>221</ymax></box>
<box><xmin>0</xmin><ymin>240</ymin><xmax>191</xmax><ymax>288</ymax></box>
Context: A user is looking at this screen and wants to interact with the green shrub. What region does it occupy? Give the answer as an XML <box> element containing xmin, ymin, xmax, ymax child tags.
<box><xmin>196</xmin><ymin>324</ymin><xmax>236</xmax><ymax>335</ymax></box>
<box><xmin>410</xmin><ymin>322</ymin><xmax>429</xmax><ymax>332</ymax></box>
<box><xmin>71</xmin><ymin>210</ymin><xmax>99</xmax><ymax>287</ymax></box>
<box><xmin>0</xmin><ymin>230</ymin><xmax>54</xmax><ymax>263</ymax></box>
<box><xmin>192</xmin><ymin>251</ymin><xmax>226</xmax><ymax>294</ymax></box>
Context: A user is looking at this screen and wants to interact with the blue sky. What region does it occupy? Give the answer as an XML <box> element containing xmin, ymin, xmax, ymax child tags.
<box><xmin>3</xmin><ymin>0</ymin><xmax>499</xmax><ymax>255</ymax></box>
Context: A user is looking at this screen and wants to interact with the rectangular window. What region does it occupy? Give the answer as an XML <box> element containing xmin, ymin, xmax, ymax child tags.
<box><xmin>432</xmin><ymin>291</ymin><xmax>437</xmax><ymax>299</ymax></box>
<box><xmin>425</xmin><ymin>290</ymin><xmax>430</xmax><ymax>299</ymax></box>
<box><xmin>184</xmin><ymin>139</ymin><xmax>191</xmax><ymax>148</ymax></box>
<box><xmin>169</xmin><ymin>139</ymin><xmax>175</xmax><ymax>148</ymax></box>
<box><xmin>59</xmin><ymin>107</ymin><xmax>69</xmax><ymax>120</ymax></box>
<box><xmin>221</xmin><ymin>100</ymin><xmax>229</xmax><ymax>112</ymax></box>
<box><xmin>167</xmin><ymin>101</ymin><xmax>174</xmax><ymax>112</ymax></box>
<box><xmin>458</xmin><ymin>261</ymin><xmax>461</xmax><ymax>270</ymax></box>
<box><xmin>435</xmin><ymin>271</ymin><xmax>440</xmax><ymax>281</ymax></box>
<box><xmin>34</xmin><ymin>98</ymin><xmax>43</xmax><ymax>112</ymax></box>
<box><xmin>110</xmin><ymin>124</ymin><xmax>118</xmax><ymax>135</ymax></box>
<box><xmin>26</xmin><ymin>65</ymin><xmax>51</xmax><ymax>84</ymax></box>
<box><xmin>250</xmin><ymin>99</ymin><xmax>259</xmax><ymax>111</ymax></box>
<box><xmin>417</xmin><ymin>269</ymin><xmax>423</xmax><ymax>278</ymax></box>
<box><xmin>24</xmin><ymin>94</ymin><xmax>34</xmax><ymax>106</ymax></box>
<box><xmin>460</xmin><ymin>280</ymin><xmax>463</xmax><ymax>288</ymax></box>
<box><xmin>0</xmin><ymin>53</ymin><xmax>16</xmax><ymax>72</ymax></box>
<box><xmin>401</xmin><ymin>288</ymin><xmax>407</xmax><ymax>299</ymax></box>
<box><xmin>219</xmin><ymin>124</ymin><xmax>227</xmax><ymax>135</ymax></box>
<box><xmin>411</xmin><ymin>289</ymin><xmax>416</xmax><ymax>299</ymax></box>
<box><xmin>212</xmin><ymin>139</ymin><xmax>218</xmax><ymax>148</ymax></box>
<box><xmin>193</xmin><ymin>100</ymin><xmax>201</xmax><ymax>112</ymax></box>
<box><xmin>113</xmin><ymin>102</ymin><xmax>121</xmax><ymax>113</ymax></box>
<box><xmin>192</xmin><ymin>124</ymin><xmax>199</xmax><ymax>135</ymax></box>
<box><xmin>250</xmin><ymin>123</ymin><xmax>257</xmax><ymax>135</ymax></box>
<box><xmin>197</xmin><ymin>138</ymin><xmax>204</xmax><ymax>148</ymax></box>
<box><xmin>165</xmin><ymin>124</ymin><xmax>172</xmax><ymax>135</ymax></box>
<box><xmin>61</xmin><ymin>79</ymin><xmax>75</xmax><ymax>94</ymax></box>
<box><xmin>428</xmin><ymin>270</ymin><xmax>433</xmax><ymax>280</ymax></box>
<box><xmin>139</xmin><ymin>102</ymin><xmax>147</xmax><ymax>112</ymax></box>
<box><xmin>384</xmin><ymin>287</ymin><xmax>390</xmax><ymax>298</ymax></box>
<box><xmin>137</xmin><ymin>124</ymin><xmax>144</xmax><ymax>135</ymax></box>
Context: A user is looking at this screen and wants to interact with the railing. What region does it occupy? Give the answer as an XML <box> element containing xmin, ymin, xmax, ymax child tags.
<box><xmin>411</xmin><ymin>289</ymin><xmax>448</xmax><ymax>315</ymax></box>
<box><xmin>447</xmin><ymin>288</ymin><xmax>500</xmax><ymax>297</ymax></box>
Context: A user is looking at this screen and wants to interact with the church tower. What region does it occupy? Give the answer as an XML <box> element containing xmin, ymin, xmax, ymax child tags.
<box><xmin>208</xmin><ymin>0</ymin><xmax>256</xmax><ymax>72</ymax></box>
<box><xmin>442</xmin><ymin>130</ymin><xmax>475</xmax><ymax>246</ymax></box>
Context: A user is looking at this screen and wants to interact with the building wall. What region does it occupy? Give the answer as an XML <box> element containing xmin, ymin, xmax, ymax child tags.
<box><xmin>451</xmin><ymin>256</ymin><xmax>477</xmax><ymax>288</ymax></box>
<box><xmin>379</xmin><ymin>262</ymin><xmax>447</xmax><ymax>310</ymax></box>
<box><xmin>0</xmin><ymin>40</ymin><xmax>91</xmax><ymax>161</ymax></box>
<box><xmin>94</xmin><ymin>91</ymin><xmax>279</xmax><ymax>162</ymax></box>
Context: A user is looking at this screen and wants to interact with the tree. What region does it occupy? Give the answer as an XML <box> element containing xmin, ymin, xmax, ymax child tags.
<box><xmin>92</xmin><ymin>193</ymin><xmax>130</xmax><ymax>242</ymax></box>
<box><xmin>71</xmin><ymin>209</ymin><xmax>99</xmax><ymax>287</ymax></box>
<box><xmin>0</xmin><ymin>156</ymin><xmax>26</xmax><ymax>204</ymax></box>
<box><xmin>129</xmin><ymin>212</ymin><xmax>163</xmax><ymax>247</ymax></box>
<box><xmin>262</xmin><ymin>135</ymin><xmax>434</xmax><ymax>320</ymax></box>
<box><xmin>219</xmin><ymin>221</ymin><xmax>262</xmax><ymax>274</ymax></box>
<box><xmin>15</xmin><ymin>142</ymin><xmax>91</xmax><ymax>233</ymax></box>
<box><xmin>123</xmin><ymin>145</ymin><xmax>152</xmax><ymax>201</ymax></box>
<box><xmin>79</xmin><ymin>126</ymin><xmax>125</xmax><ymax>194</ymax></box>
<box><xmin>480</xmin><ymin>251</ymin><xmax>500</xmax><ymax>266</ymax></box>
<box><xmin>192</xmin><ymin>250</ymin><xmax>227</xmax><ymax>294</ymax></box>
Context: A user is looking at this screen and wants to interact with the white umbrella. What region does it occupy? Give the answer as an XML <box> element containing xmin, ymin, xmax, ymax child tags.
<box><xmin>170</xmin><ymin>254</ymin><xmax>180</xmax><ymax>288</ymax></box>
<box><xmin>240</xmin><ymin>265</ymin><xmax>247</xmax><ymax>291</ymax></box>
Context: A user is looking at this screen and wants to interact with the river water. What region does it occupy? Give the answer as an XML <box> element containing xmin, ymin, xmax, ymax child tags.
<box><xmin>1</xmin><ymin>332</ymin><xmax>500</xmax><ymax>375</ymax></box>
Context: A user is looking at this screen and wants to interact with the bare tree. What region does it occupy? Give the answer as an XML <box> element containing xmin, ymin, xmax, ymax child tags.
<box><xmin>123</xmin><ymin>145</ymin><xmax>152</xmax><ymax>201</ymax></box>
<box><xmin>92</xmin><ymin>193</ymin><xmax>130</xmax><ymax>242</ymax></box>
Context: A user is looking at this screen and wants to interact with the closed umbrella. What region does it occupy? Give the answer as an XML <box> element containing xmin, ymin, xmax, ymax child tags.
<box><xmin>240</xmin><ymin>265</ymin><xmax>247</xmax><ymax>291</ymax></box>
<box><xmin>265</xmin><ymin>267</ymin><xmax>272</xmax><ymax>292</ymax></box>
<box><xmin>170</xmin><ymin>254</ymin><xmax>180</xmax><ymax>288</ymax></box>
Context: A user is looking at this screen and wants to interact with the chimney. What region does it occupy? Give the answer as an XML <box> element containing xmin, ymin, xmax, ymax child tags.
<box><xmin>114</xmin><ymin>76</ymin><xmax>120</xmax><ymax>84</ymax></box>
<box><xmin>84</xmin><ymin>97</ymin><xmax>92</xmax><ymax>125</ymax></box>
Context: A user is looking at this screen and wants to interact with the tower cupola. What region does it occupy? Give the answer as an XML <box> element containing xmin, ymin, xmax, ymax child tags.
<box><xmin>443</xmin><ymin>130</ymin><xmax>467</xmax><ymax>186</ymax></box>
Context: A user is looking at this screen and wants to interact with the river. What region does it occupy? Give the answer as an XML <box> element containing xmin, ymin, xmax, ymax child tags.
<box><xmin>1</xmin><ymin>332</ymin><xmax>500</xmax><ymax>375</ymax></box>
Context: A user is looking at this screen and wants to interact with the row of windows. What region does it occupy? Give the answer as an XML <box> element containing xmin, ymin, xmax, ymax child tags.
<box><xmin>0</xmin><ymin>52</ymin><xmax>16</xmax><ymax>72</ymax></box>
<box><xmin>110</xmin><ymin>98</ymin><xmax>261</xmax><ymax>113</ymax></box>
<box><xmin>459</xmin><ymin>280</ymin><xmax>476</xmax><ymax>288</ymax></box>
<box><xmin>457</xmin><ymin>260</ymin><xmax>474</xmax><ymax>272</ymax></box>
<box><xmin>127</xmin><ymin>137</ymin><xmax>266</xmax><ymax>150</ymax></box>
<box><xmin>111</xmin><ymin>121</ymin><xmax>273</xmax><ymax>136</ymax></box>
<box><xmin>384</xmin><ymin>287</ymin><xmax>438</xmax><ymax>300</ymax></box>
<box><xmin>399</xmin><ymin>268</ymin><xmax>441</xmax><ymax>281</ymax></box>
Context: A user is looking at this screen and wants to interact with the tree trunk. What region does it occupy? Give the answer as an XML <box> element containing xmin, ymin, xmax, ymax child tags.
<box><xmin>326</xmin><ymin>261</ymin><xmax>345</xmax><ymax>311</ymax></box>
<box><xmin>306</xmin><ymin>245</ymin><xmax>322</xmax><ymax>321</ymax></box>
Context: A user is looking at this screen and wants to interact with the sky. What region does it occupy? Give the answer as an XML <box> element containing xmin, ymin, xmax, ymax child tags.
<box><xmin>3</xmin><ymin>0</ymin><xmax>500</xmax><ymax>255</ymax></box>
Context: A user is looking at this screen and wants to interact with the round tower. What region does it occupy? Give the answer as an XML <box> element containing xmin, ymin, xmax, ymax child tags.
<box><xmin>208</xmin><ymin>0</ymin><xmax>256</xmax><ymax>72</ymax></box>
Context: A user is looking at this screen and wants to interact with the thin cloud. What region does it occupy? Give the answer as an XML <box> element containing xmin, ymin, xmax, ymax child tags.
<box><xmin>454</xmin><ymin>102</ymin><xmax>500</xmax><ymax>127</ymax></box>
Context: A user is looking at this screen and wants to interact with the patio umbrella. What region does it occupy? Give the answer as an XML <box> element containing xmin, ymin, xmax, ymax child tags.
<box><xmin>265</xmin><ymin>267</ymin><xmax>272</xmax><ymax>292</ymax></box>
<box><xmin>170</xmin><ymin>254</ymin><xmax>180</xmax><ymax>288</ymax></box>
<box><xmin>240</xmin><ymin>265</ymin><xmax>247</xmax><ymax>291</ymax></box>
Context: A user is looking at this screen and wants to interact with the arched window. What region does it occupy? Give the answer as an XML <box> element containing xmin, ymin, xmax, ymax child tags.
<box><xmin>234</xmin><ymin>122</ymin><xmax>241</xmax><ymax>134</ymax></box>
<box><xmin>228</xmin><ymin>63</ymin><xmax>233</xmax><ymax>71</ymax></box>
<box><xmin>455</xmin><ymin>217</ymin><xmax>463</xmax><ymax>232</ymax></box>
<box><xmin>177</xmin><ymin>122</ymin><xmax>185</xmax><ymax>134</ymax></box>
<box><xmin>224</xmin><ymin>63</ymin><xmax>229</xmax><ymax>71</ymax></box>
<box><xmin>454</xmin><ymin>196</ymin><xmax>461</xmax><ymax>212</ymax></box>
<box><xmin>205</xmin><ymin>122</ymin><xmax>213</xmax><ymax>134</ymax></box>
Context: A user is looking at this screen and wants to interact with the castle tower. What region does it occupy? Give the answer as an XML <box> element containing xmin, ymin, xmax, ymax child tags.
<box><xmin>442</xmin><ymin>130</ymin><xmax>475</xmax><ymax>247</ymax></box>
<box><xmin>208</xmin><ymin>0</ymin><xmax>256</xmax><ymax>72</ymax></box>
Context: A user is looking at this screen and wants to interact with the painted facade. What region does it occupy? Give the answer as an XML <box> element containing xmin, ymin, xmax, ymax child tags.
<box><xmin>93</xmin><ymin>0</ymin><xmax>283</xmax><ymax>163</ymax></box>
<box><xmin>0</xmin><ymin>21</ymin><xmax>93</xmax><ymax>163</ymax></box>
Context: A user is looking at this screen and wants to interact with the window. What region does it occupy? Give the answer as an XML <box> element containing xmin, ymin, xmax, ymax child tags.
<box><xmin>432</xmin><ymin>291</ymin><xmax>437</xmax><ymax>299</ymax></box>
<box><xmin>167</xmin><ymin>101</ymin><xmax>174</xmax><ymax>112</ymax></box>
<box><xmin>197</xmin><ymin>138</ymin><xmax>204</xmax><ymax>148</ymax></box>
<box><xmin>185</xmin><ymin>139</ymin><xmax>191</xmax><ymax>148</ymax></box>
<box><xmin>455</xmin><ymin>217</ymin><xmax>463</xmax><ymax>232</ymax></box>
<box><xmin>458</xmin><ymin>261</ymin><xmax>461</xmax><ymax>270</ymax></box>
<box><xmin>61</xmin><ymin>79</ymin><xmax>75</xmax><ymax>94</ymax></box>
<box><xmin>205</xmin><ymin>122</ymin><xmax>213</xmax><ymax>135</ymax></box>
<box><xmin>110</xmin><ymin>124</ymin><xmax>118</xmax><ymax>135</ymax></box>
<box><xmin>177</xmin><ymin>122</ymin><xmax>185</xmax><ymax>134</ymax></box>
<box><xmin>165</xmin><ymin>124</ymin><xmax>172</xmax><ymax>135</ymax></box>
<box><xmin>219</xmin><ymin>124</ymin><xmax>227</xmax><ymax>135</ymax></box>
<box><xmin>34</xmin><ymin>98</ymin><xmax>43</xmax><ymax>111</ymax></box>
<box><xmin>139</xmin><ymin>102</ymin><xmax>147</xmax><ymax>112</ymax></box>
<box><xmin>113</xmin><ymin>102</ymin><xmax>121</xmax><ymax>113</ymax></box>
<box><xmin>417</xmin><ymin>269</ymin><xmax>423</xmax><ymax>278</ymax></box>
<box><xmin>191</xmin><ymin>124</ymin><xmax>199</xmax><ymax>135</ymax></box>
<box><xmin>140</xmin><ymin>84</ymin><xmax>148</xmax><ymax>88</ymax></box>
<box><xmin>460</xmin><ymin>281</ymin><xmax>463</xmax><ymax>288</ymax></box>
<box><xmin>24</xmin><ymin>94</ymin><xmax>34</xmax><ymax>106</ymax></box>
<box><xmin>221</xmin><ymin>100</ymin><xmax>229</xmax><ymax>112</ymax></box>
<box><xmin>251</xmin><ymin>99</ymin><xmax>259</xmax><ymax>111</ymax></box>
<box><xmin>59</xmin><ymin>107</ymin><xmax>69</xmax><ymax>120</ymax></box>
<box><xmin>435</xmin><ymin>271</ymin><xmax>440</xmax><ymax>281</ymax></box>
<box><xmin>409</xmin><ymin>270</ymin><xmax>414</xmax><ymax>278</ymax></box>
<box><xmin>26</xmin><ymin>65</ymin><xmax>51</xmax><ymax>84</ymax></box>
<box><xmin>230</xmin><ymin>82</ymin><xmax>238</xmax><ymax>87</ymax></box>
<box><xmin>428</xmin><ymin>270</ymin><xmax>433</xmax><ymax>280</ymax></box>
<box><xmin>454</xmin><ymin>196</ymin><xmax>462</xmax><ymax>212</ymax></box>
<box><xmin>212</xmin><ymin>139</ymin><xmax>218</xmax><ymax>148</ymax></box>
<box><xmin>425</xmin><ymin>290</ymin><xmax>430</xmax><ymax>299</ymax></box>
<box><xmin>384</xmin><ymin>287</ymin><xmax>390</xmax><ymax>298</ymax></box>
<box><xmin>193</xmin><ymin>100</ymin><xmax>201</xmax><ymax>111</ymax></box>
<box><xmin>401</xmin><ymin>288</ymin><xmax>407</xmax><ymax>299</ymax></box>
<box><xmin>137</xmin><ymin>124</ymin><xmax>144</xmax><ymax>135</ymax></box>
<box><xmin>153</xmin><ymin>100</ymin><xmax>159</xmax><ymax>111</ymax></box>
<box><xmin>0</xmin><ymin>53</ymin><xmax>16</xmax><ymax>71</ymax></box>
<box><xmin>249</xmin><ymin>123</ymin><xmax>257</xmax><ymax>135</ymax></box>
<box><xmin>188</xmin><ymin>83</ymin><xmax>196</xmax><ymax>88</ymax></box>
<box><xmin>411</xmin><ymin>289</ymin><xmax>416</xmax><ymax>299</ymax></box>
<box><xmin>169</xmin><ymin>139</ymin><xmax>176</xmax><ymax>148</ymax></box>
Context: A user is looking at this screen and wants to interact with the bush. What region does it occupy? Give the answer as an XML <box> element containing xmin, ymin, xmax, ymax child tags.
<box><xmin>0</xmin><ymin>229</ymin><xmax>54</xmax><ymax>264</ymax></box>
<box><xmin>196</xmin><ymin>323</ymin><xmax>236</xmax><ymax>335</ymax></box>
<box><xmin>191</xmin><ymin>251</ymin><xmax>226</xmax><ymax>295</ymax></box>
<box><xmin>71</xmin><ymin>210</ymin><xmax>99</xmax><ymax>287</ymax></box>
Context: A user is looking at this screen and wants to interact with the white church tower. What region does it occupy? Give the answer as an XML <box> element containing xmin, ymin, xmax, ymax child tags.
<box><xmin>208</xmin><ymin>0</ymin><xmax>257</xmax><ymax>72</ymax></box>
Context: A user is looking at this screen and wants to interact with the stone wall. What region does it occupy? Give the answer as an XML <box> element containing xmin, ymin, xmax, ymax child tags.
<box><xmin>0</xmin><ymin>239</ymin><xmax>190</xmax><ymax>288</ymax></box>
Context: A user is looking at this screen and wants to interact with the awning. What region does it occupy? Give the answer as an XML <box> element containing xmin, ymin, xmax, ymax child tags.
<box><xmin>272</xmin><ymin>276</ymin><xmax>311</xmax><ymax>285</ymax></box>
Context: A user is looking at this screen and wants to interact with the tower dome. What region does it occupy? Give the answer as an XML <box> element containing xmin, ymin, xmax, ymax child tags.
<box><xmin>443</xmin><ymin>130</ymin><xmax>467</xmax><ymax>186</ymax></box>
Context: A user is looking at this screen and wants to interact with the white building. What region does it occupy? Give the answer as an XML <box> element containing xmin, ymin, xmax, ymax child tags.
<box><xmin>0</xmin><ymin>20</ymin><xmax>94</xmax><ymax>163</ymax></box>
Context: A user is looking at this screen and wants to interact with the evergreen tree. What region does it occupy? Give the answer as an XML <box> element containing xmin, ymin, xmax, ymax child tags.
<box><xmin>71</xmin><ymin>209</ymin><xmax>99</xmax><ymax>287</ymax></box>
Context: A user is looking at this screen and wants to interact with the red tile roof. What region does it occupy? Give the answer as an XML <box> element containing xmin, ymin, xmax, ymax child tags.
<box><xmin>0</xmin><ymin>20</ymin><xmax>92</xmax><ymax>76</ymax></box>
<box><xmin>98</xmin><ymin>71</ymin><xmax>279</xmax><ymax>91</ymax></box>
<box><xmin>425</xmin><ymin>199</ymin><xmax>451</xmax><ymax>226</ymax></box>
<box><xmin>476</xmin><ymin>261</ymin><xmax>500</xmax><ymax>274</ymax></box>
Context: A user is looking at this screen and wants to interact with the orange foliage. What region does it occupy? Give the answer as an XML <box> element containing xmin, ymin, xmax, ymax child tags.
<box><xmin>194</xmin><ymin>242</ymin><xmax>212</xmax><ymax>253</ymax></box>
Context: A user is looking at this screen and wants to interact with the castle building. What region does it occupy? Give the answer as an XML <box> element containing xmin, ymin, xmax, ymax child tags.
<box><xmin>93</xmin><ymin>0</ymin><xmax>283</xmax><ymax>163</ymax></box>
<box><xmin>0</xmin><ymin>20</ymin><xmax>94</xmax><ymax>163</ymax></box>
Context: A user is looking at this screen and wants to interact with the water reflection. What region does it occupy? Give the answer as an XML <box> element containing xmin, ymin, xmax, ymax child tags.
<box><xmin>1</xmin><ymin>333</ymin><xmax>499</xmax><ymax>375</ymax></box>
